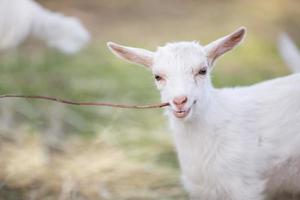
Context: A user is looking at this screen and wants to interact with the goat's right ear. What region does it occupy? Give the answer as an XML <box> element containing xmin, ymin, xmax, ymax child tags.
<box><xmin>107</xmin><ymin>42</ymin><xmax>154</xmax><ymax>68</ymax></box>
<box><xmin>204</xmin><ymin>27</ymin><xmax>246</xmax><ymax>66</ymax></box>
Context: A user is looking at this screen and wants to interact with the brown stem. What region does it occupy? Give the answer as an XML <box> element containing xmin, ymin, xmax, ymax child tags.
<box><xmin>0</xmin><ymin>94</ymin><xmax>169</xmax><ymax>109</ymax></box>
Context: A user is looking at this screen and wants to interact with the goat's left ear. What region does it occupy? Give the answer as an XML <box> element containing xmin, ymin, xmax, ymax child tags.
<box><xmin>204</xmin><ymin>27</ymin><xmax>246</xmax><ymax>66</ymax></box>
<box><xmin>107</xmin><ymin>42</ymin><xmax>154</xmax><ymax>68</ymax></box>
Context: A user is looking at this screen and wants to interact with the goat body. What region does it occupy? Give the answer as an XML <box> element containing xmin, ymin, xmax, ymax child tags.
<box><xmin>171</xmin><ymin>74</ymin><xmax>300</xmax><ymax>199</ymax></box>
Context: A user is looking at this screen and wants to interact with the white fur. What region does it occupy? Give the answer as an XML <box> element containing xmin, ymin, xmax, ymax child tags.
<box><xmin>0</xmin><ymin>0</ymin><xmax>90</xmax><ymax>54</ymax></box>
<box><xmin>108</xmin><ymin>27</ymin><xmax>300</xmax><ymax>200</ymax></box>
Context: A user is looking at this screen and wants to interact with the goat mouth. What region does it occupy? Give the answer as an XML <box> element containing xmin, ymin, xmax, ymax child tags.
<box><xmin>173</xmin><ymin>108</ymin><xmax>191</xmax><ymax>118</ymax></box>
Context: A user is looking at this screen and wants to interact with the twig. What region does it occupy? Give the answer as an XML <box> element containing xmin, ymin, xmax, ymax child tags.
<box><xmin>0</xmin><ymin>94</ymin><xmax>169</xmax><ymax>109</ymax></box>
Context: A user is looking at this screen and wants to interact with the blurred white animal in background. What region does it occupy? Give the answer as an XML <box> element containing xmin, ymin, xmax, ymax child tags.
<box><xmin>0</xmin><ymin>0</ymin><xmax>90</xmax><ymax>54</ymax></box>
<box><xmin>278</xmin><ymin>33</ymin><xmax>300</xmax><ymax>73</ymax></box>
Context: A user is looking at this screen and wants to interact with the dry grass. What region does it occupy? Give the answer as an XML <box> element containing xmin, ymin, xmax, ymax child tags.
<box><xmin>0</xmin><ymin>131</ymin><xmax>185</xmax><ymax>200</ymax></box>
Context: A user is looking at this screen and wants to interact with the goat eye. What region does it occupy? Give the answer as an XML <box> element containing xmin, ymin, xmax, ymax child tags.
<box><xmin>197</xmin><ymin>68</ymin><xmax>207</xmax><ymax>75</ymax></box>
<box><xmin>154</xmin><ymin>75</ymin><xmax>162</xmax><ymax>81</ymax></box>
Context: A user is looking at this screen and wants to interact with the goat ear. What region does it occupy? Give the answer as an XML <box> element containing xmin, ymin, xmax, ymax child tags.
<box><xmin>204</xmin><ymin>27</ymin><xmax>246</xmax><ymax>66</ymax></box>
<box><xmin>107</xmin><ymin>42</ymin><xmax>154</xmax><ymax>68</ymax></box>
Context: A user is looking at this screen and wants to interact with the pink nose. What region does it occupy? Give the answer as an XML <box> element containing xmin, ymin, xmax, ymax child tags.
<box><xmin>173</xmin><ymin>96</ymin><xmax>188</xmax><ymax>109</ymax></box>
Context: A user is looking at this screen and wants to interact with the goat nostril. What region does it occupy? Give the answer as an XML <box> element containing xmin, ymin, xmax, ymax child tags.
<box><xmin>173</xmin><ymin>96</ymin><xmax>188</xmax><ymax>106</ymax></box>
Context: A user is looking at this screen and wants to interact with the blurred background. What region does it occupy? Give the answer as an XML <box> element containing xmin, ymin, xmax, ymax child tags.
<box><xmin>0</xmin><ymin>0</ymin><xmax>299</xmax><ymax>199</ymax></box>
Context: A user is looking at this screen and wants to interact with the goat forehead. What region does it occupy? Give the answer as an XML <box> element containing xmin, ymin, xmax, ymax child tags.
<box><xmin>153</xmin><ymin>42</ymin><xmax>206</xmax><ymax>73</ymax></box>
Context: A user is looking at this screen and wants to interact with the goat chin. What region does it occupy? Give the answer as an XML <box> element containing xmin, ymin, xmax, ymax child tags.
<box><xmin>0</xmin><ymin>0</ymin><xmax>90</xmax><ymax>54</ymax></box>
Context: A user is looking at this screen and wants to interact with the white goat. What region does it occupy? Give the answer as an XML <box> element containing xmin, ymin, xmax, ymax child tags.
<box><xmin>0</xmin><ymin>0</ymin><xmax>90</xmax><ymax>54</ymax></box>
<box><xmin>107</xmin><ymin>27</ymin><xmax>300</xmax><ymax>200</ymax></box>
<box><xmin>278</xmin><ymin>33</ymin><xmax>300</xmax><ymax>73</ymax></box>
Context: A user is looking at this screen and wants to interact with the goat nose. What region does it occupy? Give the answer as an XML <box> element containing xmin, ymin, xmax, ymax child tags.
<box><xmin>173</xmin><ymin>96</ymin><xmax>188</xmax><ymax>106</ymax></box>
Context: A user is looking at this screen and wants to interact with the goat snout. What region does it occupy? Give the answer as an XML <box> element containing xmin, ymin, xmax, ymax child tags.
<box><xmin>173</xmin><ymin>96</ymin><xmax>188</xmax><ymax>109</ymax></box>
